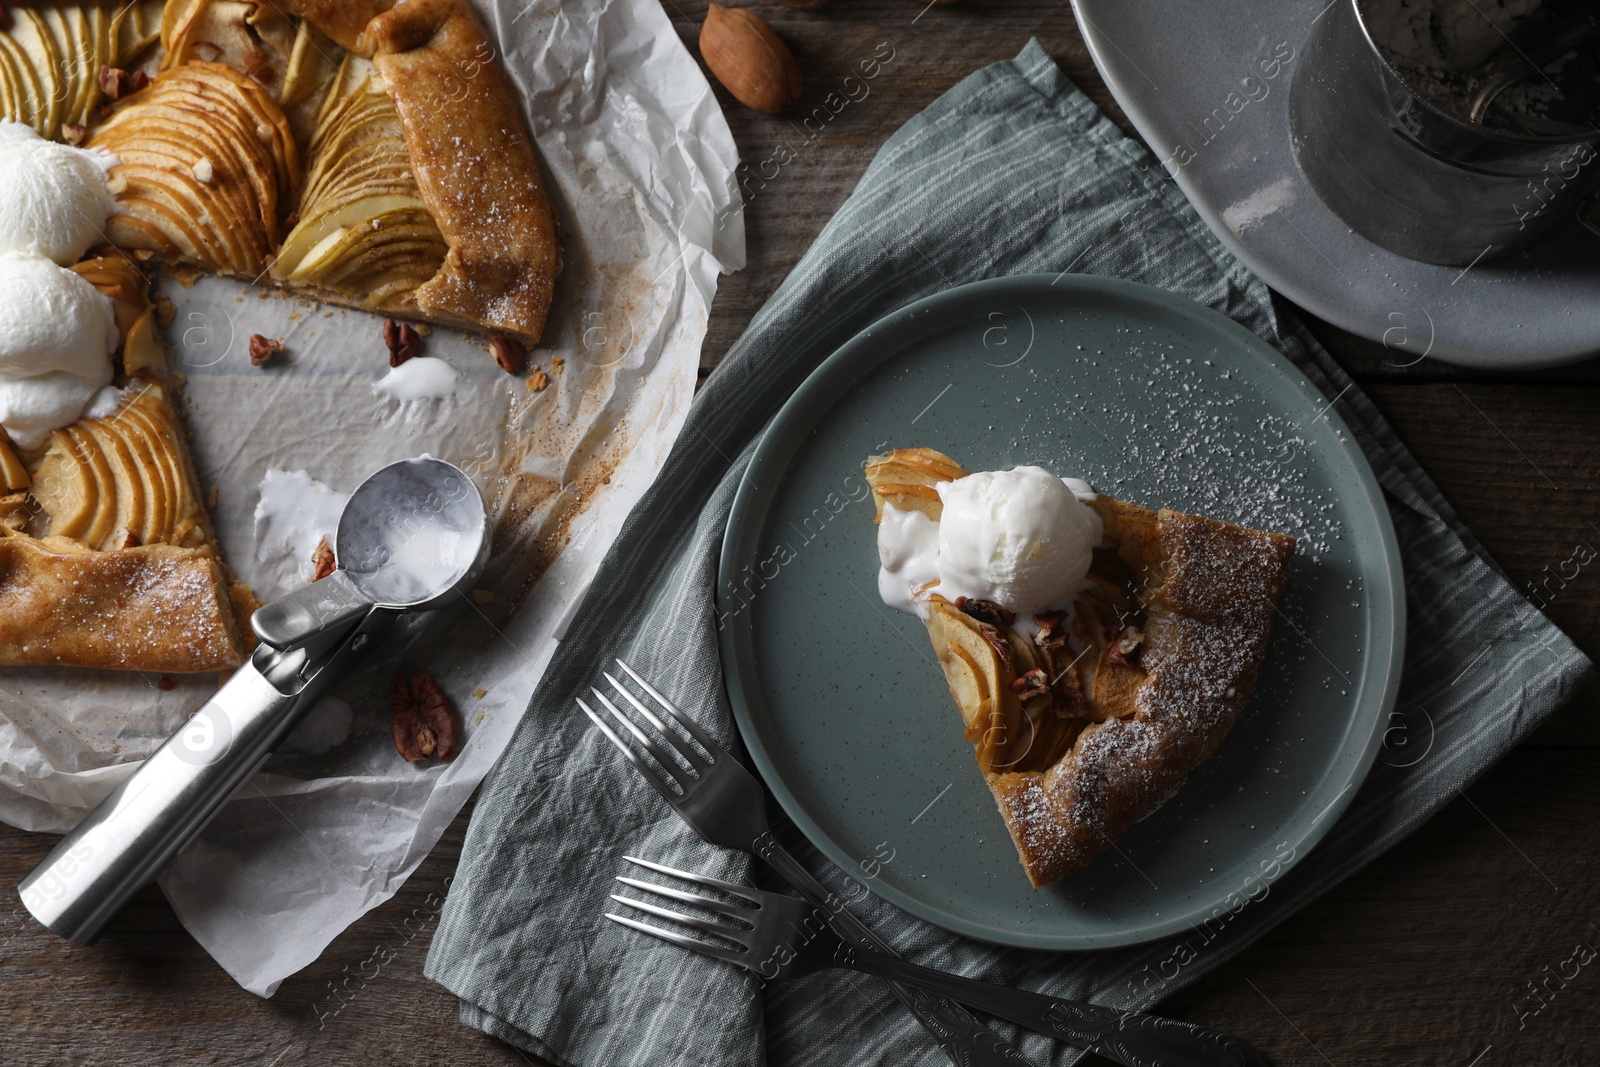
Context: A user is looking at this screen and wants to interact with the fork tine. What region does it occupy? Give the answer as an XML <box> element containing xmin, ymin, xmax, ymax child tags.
<box><xmin>576</xmin><ymin>697</ymin><xmax>681</xmax><ymax>804</ymax></box>
<box><xmin>605</xmin><ymin>913</ymin><xmax>749</xmax><ymax>969</ymax></box>
<box><xmin>602</xmin><ymin>672</ymin><xmax>713</xmax><ymax>774</ymax></box>
<box><xmin>609</xmin><ymin>893</ymin><xmax>749</xmax><ymax>945</ymax></box>
<box><xmin>615</xmin><ymin>659</ymin><xmax>722</xmax><ymax>756</ymax></box>
<box><xmin>614</xmin><ymin>875</ymin><xmax>753</xmax><ymax>922</ymax></box>
<box><xmin>600</xmin><ymin>671</ymin><xmax>673</xmax><ymax>735</ymax></box>
<box><xmin>589</xmin><ymin>688</ymin><xmax>694</xmax><ymax>790</ymax></box>
<box><xmin>621</xmin><ymin>855</ymin><xmax>764</xmax><ymax>901</ymax></box>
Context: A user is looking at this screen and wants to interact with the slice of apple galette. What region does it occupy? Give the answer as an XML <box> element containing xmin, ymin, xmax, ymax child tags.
<box><xmin>0</xmin><ymin>255</ymin><xmax>258</xmax><ymax>672</ymax></box>
<box><xmin>866</xmin><ymin>448</ymin><xmax>1296</xmax><ymax>887</ymax></box>
<box><xmin>0</xmin><ymin>0</ymin><xmax>561</xmax><ymax>674</ymax></box>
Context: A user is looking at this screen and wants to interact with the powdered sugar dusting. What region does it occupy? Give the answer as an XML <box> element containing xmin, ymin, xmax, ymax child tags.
<box><xmin>1004</xmin><ymin>340</ymin><xmax>1343</xmax><ymax>563</ymax></box>
<box><xmin>987</xmin><ymin>502</ymin><xmax>1294</xmax><ymax>885</ymax></box>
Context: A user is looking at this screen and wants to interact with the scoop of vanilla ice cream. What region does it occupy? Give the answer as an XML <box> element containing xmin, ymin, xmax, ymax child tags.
<box><xmin>0</xmin><ymin>122</ymin><xmax>116</xmax><ymax>266</ymax></box>
<box><xmin>935</xmin><ymin>466</ymin><xmax>1100</xmax><ymax>615</ymax></box>
<box><xmin>0</xmin><ymin>373</ymin><xmax>108</xmax><ymax>451</ymax></box>
<box><xmin>0</xmin><ymin>252</ymin><xmax>118</xmax><ymax>448</ymax></box>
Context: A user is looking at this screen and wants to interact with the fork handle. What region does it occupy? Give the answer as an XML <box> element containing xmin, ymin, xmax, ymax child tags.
<box><xmin>754</xmin><ymin>833</ymin><xmax>1033</xmax><ymax>1067</ymax></box>
<box><xmin>837</xmin><ymin>945</ymin><xmax>1269</xmax><ymax>1067</ymax></box>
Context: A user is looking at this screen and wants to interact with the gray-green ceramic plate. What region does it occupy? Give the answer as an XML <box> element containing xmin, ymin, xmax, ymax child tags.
<box><xmin>718</xmin><ymin>274</ymin><xmax>1404</xmax><ymax>950</ymax></box>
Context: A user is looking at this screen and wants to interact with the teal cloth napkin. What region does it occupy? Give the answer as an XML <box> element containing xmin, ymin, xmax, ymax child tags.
<box><xmin>425</xmin><ymin>40</ymin><xmax>1594</xmax><ymax>1066</ymax></box>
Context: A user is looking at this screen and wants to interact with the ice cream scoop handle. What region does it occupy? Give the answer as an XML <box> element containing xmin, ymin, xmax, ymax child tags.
<box><xmin>19</xmin><ymin>657</ymin><xmax>314</xmax><ymax>943</ymax></box>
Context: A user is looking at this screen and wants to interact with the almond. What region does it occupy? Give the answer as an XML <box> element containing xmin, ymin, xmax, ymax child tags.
<box><xmin>700</xmin><ymin>4</ymin><xmax>802</xmax><ymax>115</ymax></box>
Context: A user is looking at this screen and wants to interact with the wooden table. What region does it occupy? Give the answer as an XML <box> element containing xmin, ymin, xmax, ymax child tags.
<box><xmin>5</xmin><ymin>3</ymin><xmax>1598</xmax><ymax>1064</ymax></box>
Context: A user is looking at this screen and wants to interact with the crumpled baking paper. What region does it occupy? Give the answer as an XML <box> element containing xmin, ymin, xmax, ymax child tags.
<box><xmin>0</xmin><ymin>0</ymin><xmax>742</xmax><ymax>996</ymax></box>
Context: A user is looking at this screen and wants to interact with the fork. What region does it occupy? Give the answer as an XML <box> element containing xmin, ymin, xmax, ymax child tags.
<box><xmin>579</xmin><ymin>659</ymin><xmax>1032</xmax><ymax>1067</ymax></box>
<box><xmin>609</xmin><ymin>856</ymin><xmax>1270</xmax><ymax>1067</ymax></box>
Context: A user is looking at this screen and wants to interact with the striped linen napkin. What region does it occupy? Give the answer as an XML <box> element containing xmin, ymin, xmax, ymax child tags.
<box><xmin>424</xmin><ymin>39</ymin><xmax>1593</xmax><ymax>1066</ymax></box>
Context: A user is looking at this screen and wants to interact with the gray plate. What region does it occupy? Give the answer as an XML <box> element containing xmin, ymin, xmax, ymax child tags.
<box><xmin>1070</xmin><ymin>0</ymin><xmax>1600</xmax><ymax>369</ymax></box>
<box><xmin>718</xmin><ymin>275</ymin><xmax>1404</xmax><ymax>950</ymax></box>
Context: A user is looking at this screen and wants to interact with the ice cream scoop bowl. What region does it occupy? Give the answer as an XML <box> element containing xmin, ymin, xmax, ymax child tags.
<box><xmin>19</xmin><ymin>457</ymin><xmax>488</xmax><ymax>943</ymax></box>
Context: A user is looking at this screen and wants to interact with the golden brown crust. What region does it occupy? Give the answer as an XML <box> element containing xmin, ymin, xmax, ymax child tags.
<box><xmin>368</xmin><ymin>0</ymin><xmax>560</xmax><ymax>344</ymax></box>
<box><xmin>0</xmin><ymin>536</ymin><xmax>247</xmax><ymax>673</ymax></box>
<box><xmin>995</xmin><ymin>511</ymin><xmax>1294</xmax><ymax>886</ymax></box>
<box><xmin>263</xmin><ymin>0</ymin><xmax>398</xmax><ymax>53</ymax></box>
<box><xmin>866</xmin><ymin>447</ymin><xmax>1296</xmax><ymax>887</ymax></box>
<box><xmin>0</xmin><ymin>281</ymin><xmax>256</xmax><ymax>673</ymax></box>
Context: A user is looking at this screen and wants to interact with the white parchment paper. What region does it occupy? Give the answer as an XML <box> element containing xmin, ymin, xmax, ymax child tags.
<box><xmin>0</xmin><ymin>0</ymin><xmax>742</xmax><ymax>996</ymax></box>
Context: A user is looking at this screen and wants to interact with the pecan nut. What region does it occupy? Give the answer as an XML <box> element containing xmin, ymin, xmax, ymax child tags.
<box><xmin>98</xmin><ymin>65</ymin><xmax>148</xmax><ymax>101</ymax></box>
<box><xmin>248</xmin><ymin>333</ymin><xmax>284</xmax><ymax>366</ymax></box>
<box><xmin>1051</xmin><ymin>684</ymin><xmax>1084</xmax><ymax>718</ymax></box>
<box><xmin>1009</xmin><ymin>668</ymin><xmax>1050</xmax><ymax>702</ymax></box>
<box><xmin>310</xmin><ymin>537</ymin><xmax>336</xmax><ymax>581</ymax></box>
<box><xmin>975</xmin><ymin>624</ymin><xmax>1014</xmax><ymax>674</ymax></box>
<box><xmin>390</xmin><ymin>672</ymin><xmax>458</xmax><ymax>762</ymax></box>
<box><xmin>1033</xmin><ymin>610</ymin><xmax>1070</xmax><ymax>651</ymax></box>
<box><xmin>383</xmin><ymin>318</ymin><xmax>420</xmax><ymax>366</ymax></box>
<box><xmin>242</xmin><ymin>50</ymin><xmax>273</xmax><ymax>84</ymax></box>
<box><xmin>490</xmin><ymin>336</ymin><xmax>524</xmax><ymax>375</ymax></box>
<box><xmin>956</xmin><ymin>596</ymin><xmax>1014</xmax><ymax>628</ymax></box>
<box><xmin>1106</xmin><ymin>625</ymin><xmax>1144</xmax><ymax>667</ymax></box>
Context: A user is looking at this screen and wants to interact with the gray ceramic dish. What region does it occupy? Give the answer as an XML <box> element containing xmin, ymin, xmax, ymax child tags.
<box><xmin>1070</xmin><ymin>0</ymin><xmax>1600</xmax><ymax>368</ymax></box>
<box><xmin>718</xmin><ymin>275</ymin><xmax>1404</xmax><ymax>950</ymax></box>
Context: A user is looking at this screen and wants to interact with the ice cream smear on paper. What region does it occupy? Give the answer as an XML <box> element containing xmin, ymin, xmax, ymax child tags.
<box><xmin>372</xmin><ymin>356</ymin><xmax>461</xmax><ymax>402</ymax></box>
<box><xmin>280</xmin><ymin>697</ymin><xmax>354</xmax><ymax>756</ymax></box>
<box><xmin>878</xmin><ymin>465</ymin><xmax>1102</xmax><ymax>618</ymax></box>
<box><xmin>253</xmin><ymin>468</ymin><xmax>350</xmax><ymax>584</ymax></box>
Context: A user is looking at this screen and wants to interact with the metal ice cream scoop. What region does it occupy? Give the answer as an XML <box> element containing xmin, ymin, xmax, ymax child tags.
<box><xmin>19</xmin><ymin>457</ymin><xmax>489</xmax><ymax>944</ymax></box>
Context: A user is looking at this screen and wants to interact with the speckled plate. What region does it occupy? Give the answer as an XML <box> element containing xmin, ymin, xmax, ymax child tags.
<box><xmin>718</xmin><ymin>275</ymin><xmax>1403</xmax><ymax>950</ymax></box>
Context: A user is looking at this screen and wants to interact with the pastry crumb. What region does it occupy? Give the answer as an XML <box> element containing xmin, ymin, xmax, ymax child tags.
<box><xmin>152</xmin><ymin>291</ymin><xmax>176</xmax><ymax>327</ymax></box>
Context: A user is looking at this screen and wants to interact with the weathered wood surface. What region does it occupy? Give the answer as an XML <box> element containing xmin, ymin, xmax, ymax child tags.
<box><xmin>3</xmin><ymin>3</ymin><xmax>1596</xmax><ymax>1064</ymax></box>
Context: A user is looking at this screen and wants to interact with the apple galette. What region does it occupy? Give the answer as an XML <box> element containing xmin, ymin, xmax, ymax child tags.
<box><xmin>0</xmin><ymin>0</ymin><xmax>560</xmax><ymax>673</ymax></box>
<box><xmin>867</xmin><ymin>448</ymin><xmax>1296</xmax><ymax>887</ymax></box>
